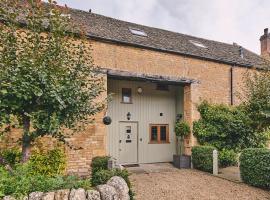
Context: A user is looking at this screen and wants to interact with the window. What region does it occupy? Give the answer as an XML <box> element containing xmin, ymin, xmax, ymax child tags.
<box><xmin>189</xmin><ymin>40</ymin><xmax>207</xmax><ymax>48</ymax></box>
<box><xmin>156</xmin><ymin>83</ymin><xmax>169</xmax><ymax>91</ymax></box>
<box><xmin>122</xmin><ymin>88</ymin><xmax>132</xmax><ymax>103</ymax></box>
<box><xmin>129</xmin><ymin>28</ymin><xmax>147</xmax><ymax>37</ymax></box>
<box><xmin>149</xmin><ymin>124</ymin><xmax>169</xmax><ymax>143</ymax></box>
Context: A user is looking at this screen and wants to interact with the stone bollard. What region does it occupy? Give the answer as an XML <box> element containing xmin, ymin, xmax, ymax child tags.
<box><xmin>213</xmin><ymin>149</ymin><xmax>218</xmax><ymax>175</ymax></box>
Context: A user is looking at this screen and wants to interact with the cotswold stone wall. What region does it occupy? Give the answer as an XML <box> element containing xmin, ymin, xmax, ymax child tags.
<box><xmin>0</xmin><ymin>37</ymin><xmax>253</xmax><ymax>175</ymax></box>
<box><xmin>3</xmin><ymin>176</ymin><xmax>129</xmax><ymax>200</ymax></box>
<box><xmin>91</xmin><ymin>40</ymin><xmax>250</xmax><ymax>154</ymax></box>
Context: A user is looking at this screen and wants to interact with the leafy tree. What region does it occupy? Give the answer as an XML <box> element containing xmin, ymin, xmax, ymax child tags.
<box><xmin>193</xmin><ymin>101</ymin><xmax>269</xmax><ymax>152</ymax></box>
<box><xmin>0</xmin><ymin>0</ymin><xmax>105</xmax><ymax>162</ymax></box>
<box><xmin>241</xmin><ymin>70</ymin><xmax>270</xmax><ymax>132</ymax></box>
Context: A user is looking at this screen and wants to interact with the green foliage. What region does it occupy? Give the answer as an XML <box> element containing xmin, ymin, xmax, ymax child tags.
<box><xmin>192</xmin><ymin>146</ymin><xmax>216</xmax><ymax>173</ymax></box>
<box><xmin>242</xmin><ymin>71</ymin><xmax>270</xmax><ymax>132</ymax></box>
<box><xmin>29</xmin><ymin>148</ymin><xmax>66</xmax><ymax>177</ymax></box>
<box><xmin>175</xmin><ymin>121</ymin><xmax>190</xmax><ymax>155</ymax></box>
<box><xmin>0</xmin><ymin>164</ymin><xmax>91</xmax><ymax>198</ymax></box>
<box><xmin>91</xmin><ymin>168</ymin><xmax>134</xmax><ymax>199</ymax></box>
<box><xmin>91</xmin><ymin>156</ymin><xmax>110</xmax><ymax>176</ymax></box>
<box><xmin>0</xmin><ymin>0</ymin><xmax>105</xmax><ymax>160</ymax></box>
<box><xmin>193</xmin><ymin>101</ymin><xmax>269</xmax><ymax>152</ymax></box>
<box><xmin>91</xmin><ymin>156</ymin><xmax>134</xmax><ymax>199</ymax></box>
<box><xmin>0</xmin><ymin>148</ymin><xmax>21</xmax><ymax>166</ymax></box>
<box><xmin>239</xmin><ymin>148</ymin><xmax>270</xmax><ymax>189</ymax></box>
<box><xmin>175</xmin><ymin>121</ymin><xmax>190</xmax><ymax>138</ymax></box>
<box><xmin>91</xmin><ymin>169</ymin><xmax>115</xmax><ymax>186</ymax></box>
<box><xmin>219</xmin><ymin>149</ymin><xmax>237</xmax><ymax>168</ymax></box>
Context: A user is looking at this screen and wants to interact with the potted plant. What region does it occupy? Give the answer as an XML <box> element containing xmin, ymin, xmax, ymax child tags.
<box><xmin>173</xmin><ymin>121</ymin><xmax>191</xmax><ymax>168</ymax></box>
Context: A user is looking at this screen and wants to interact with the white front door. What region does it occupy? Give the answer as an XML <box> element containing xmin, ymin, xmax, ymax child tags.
<box><xmin>119</xmin><ymin>122</ymin><xmax>138</xmax><ymax>164</ymax></box>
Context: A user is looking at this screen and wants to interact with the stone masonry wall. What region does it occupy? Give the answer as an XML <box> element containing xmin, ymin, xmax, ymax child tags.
<box><xmin>0</xmin><ymin>37</ymin><xmax>254</xmax><ymax>175</ymax></box>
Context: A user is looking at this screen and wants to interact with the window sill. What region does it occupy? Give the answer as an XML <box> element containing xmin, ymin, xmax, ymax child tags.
<box><xmin>148</xmin><ymin>141</ymin><xmax>170</xmax><ymax>144</ymax></box>
<box><xmin>121</xmin><ymin>102</ymin><xmax>133</xmax><ymax>104</ymax></box>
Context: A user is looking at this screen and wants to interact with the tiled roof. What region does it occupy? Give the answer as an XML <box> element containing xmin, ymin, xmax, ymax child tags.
<box><xmin>68</xmin><ymin>9</ymin><xmax>270</xmax><ymax>69</ymax></box>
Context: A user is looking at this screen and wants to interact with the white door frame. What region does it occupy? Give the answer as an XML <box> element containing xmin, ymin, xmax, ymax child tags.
<box><xmin>118</xmin><ymin>121</ymin><xmax>139</xmax><ymax>164</ymax></box>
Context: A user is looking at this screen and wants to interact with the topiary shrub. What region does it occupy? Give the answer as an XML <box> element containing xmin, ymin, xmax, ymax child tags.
<box><xmin>192</xmin><ymin>146</ymin><xmax>216</xmax><ymax>173</ymax></box>
<box><xmin>29</xmin><ymin>148</ymin><xmax>66</xmax><ymax>177</ymax></box>
<box><xmin>240</xmin><ymin>148</ymin><xmax>270</xmax><ymax>189</ymax></box>
<box><xmin>219</xmin><ymin>149</ymin><xmax>237</xmax><ymax>168</ymax></box>
<box><xmin>175</xmin><ymin>121</ymin><xmax>190</xmax><ymax>155</ymax></box>
<box><xmin>91</xmin><ymin>156</ymin><xmax>110</xmax><ymax>176</ymax></box>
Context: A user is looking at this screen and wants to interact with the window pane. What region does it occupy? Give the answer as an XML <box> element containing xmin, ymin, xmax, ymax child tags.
<box><xmin>160</xmin><ymin>126</ymin><xmax>167</xmax><ymax>141</ymax></box>
<box><xmin>151</xmin><ymin>126</ymin><xmax>158</xmax><ymax>141</ymax></box>
<box><xmin>122</xmin><ymin>88</ymin><xmax>132</xmax><ymax>103</ymax></box>
<box><xmin>156</xmin><ymin>84</ymin><xmax>169</xmax><ymax>91</ymax></box>
<box><xmin>126</xmin><ymin>126</ymin><xmax>131</xmax><ymax>134</ymax></box>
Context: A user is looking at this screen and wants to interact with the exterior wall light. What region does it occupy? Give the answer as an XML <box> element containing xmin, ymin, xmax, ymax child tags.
<box><xmin>137</xmin><ymin>87</ymin><xmax>143</xmax><ymax>94</ymax></box>
<box><xmin>127</xmin><ymin>112</ymin><xmax>131</xmax><ymax>120</ymax></box>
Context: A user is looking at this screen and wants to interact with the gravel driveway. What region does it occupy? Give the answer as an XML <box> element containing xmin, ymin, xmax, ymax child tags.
<box><xmin>129</xmin><ymin>166</ymin><xmax>270</xmax><ymax>200</ymax></box>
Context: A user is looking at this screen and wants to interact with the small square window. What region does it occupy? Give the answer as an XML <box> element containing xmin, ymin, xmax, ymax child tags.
<box><xmin>156</xmin><ymin>83</ymin><xmax>169</xmax><ymax>91</ymax></box>
<box><xmin>122</xmin><ymin>88</ymin><xmax>132</xmax><ymax>103</ymax></box>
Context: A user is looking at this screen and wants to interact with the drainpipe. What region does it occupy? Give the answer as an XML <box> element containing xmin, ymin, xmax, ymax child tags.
<box><xmin>230</xmin><ymin>65</ymin><xmax>234</xmax><ymax>105</ymax></box>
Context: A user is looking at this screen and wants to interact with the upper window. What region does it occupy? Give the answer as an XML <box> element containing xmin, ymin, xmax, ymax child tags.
<box><xmin>189</xmin><ymin>40</ymin><xmax>207</xmax><ymax>48</ymax></box>
<box><xmin>156</xmin><ymin>83</ymin><xmax>169</xmax><ymax>91</ymax></box>
<box><xmin>122</xmin><ymin>88</ymin><xmax>132</xmax><ymax>103</ymax></box>
<box><xmin>149</xmin><ymin>124</ymin><xmax>169</xmax><ymax>144</ymax></box>
<box><xmin>129</xmin><ymin>28</ymin><xmax>147</xmax><ymax>37</ymax></box>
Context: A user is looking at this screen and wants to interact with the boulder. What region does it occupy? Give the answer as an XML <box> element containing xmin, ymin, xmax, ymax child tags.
<box><xmin>96</xmin><ymin>184</ymin><xmax>119</xmax><ymax>200</ymax></box>
<box><xmin>41</xmin><ymin>192</ymin><xmax>55</xmax><ymax>200</ymax></box>
<box><xmin>107</xmin><ymin>176</ymin><xmax>129</xmax><ymax>200</ymax></box>
<box><xmin>86</xmin><ymin>190</ymin><xmax>101</xmax><ymax>200</ymax></box>
<box><xmin>28</xmin><ymin>192</ymin><xmax>44</xmax><ymax>200</ymax></box>
<box><xmin>3</xmin><ymin>196</ymin><xmax>16</xmax><ymax>200</ymax></box>
<box><xmin>69</xmin><ymin>188</ymin><xmax>86</xmax><ymax>200</ymax></box>
<box><xmin>54</xmin><ymin>189</ymin><xmax>70</xmax><ymax>200</ymax></box>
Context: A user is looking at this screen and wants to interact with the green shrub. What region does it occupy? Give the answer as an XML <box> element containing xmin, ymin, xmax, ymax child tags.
<box><xmin>0</xmin><ymin>164</ymin><xmax>91</xmax><ymax>199</ymax></box>
<box><xmin>91</xmin><ymin>156</ymin><xmax>110</xmax><ymax>176</ymax></box>
<box><xmin>91</xmin><ymin>156</ymin><xmax>134</xmax><ymax>199</ymax></box>
<box><xmin>219</xmin><ymin>149</ymin><xmax>237</xmax><ymax>168</ymax></box>
<box><xmin>193</xmin><ymin>101</ymin><xmax>269</xmax><ymax>152</ymax></box>
<box><xmin>29</xmin><ymin>148</ymin><xmax>66</xmax><ymax>177</ymax></box>
<box><xmin>91</xmin><ymin>168</ymin><xmax>134</xmax><ymax>199</ymax></box>
<box><xmin>0</xmin><ymin>148</ymin><xmax>21</xmax><ymax>166</ymax></box>
<box><xmin>192</xmin><ymin>146</ymin><xmax>216</xmax><ymax>173</ymax></box>
<box><xmin>240</xmin><ymin>148</ymin><xmax>270</xmax><ymax>189</ymax></box>
<box><xmin>175</xmin><ymin>121</ymin><xmax>190</xmax><ymax>138</ymax></box>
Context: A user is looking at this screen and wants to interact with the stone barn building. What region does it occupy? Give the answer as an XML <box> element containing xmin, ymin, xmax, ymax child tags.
<box><xmin>1</xmin><ymin>6</ymin><xmax>270</xmax><ymax>176</ymax></box>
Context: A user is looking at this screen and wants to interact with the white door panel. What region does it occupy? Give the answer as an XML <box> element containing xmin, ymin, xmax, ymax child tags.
<box><xmin>119</xmin><ymin>122</ymin><xmax>138</xmax><ymax>164</ymax></box>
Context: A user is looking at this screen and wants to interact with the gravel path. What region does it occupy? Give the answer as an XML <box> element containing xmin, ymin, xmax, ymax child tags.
<box><xmin>130</xmin><ymin>169</ymin><xmax>270</xmax><ymax>200</ymax></box>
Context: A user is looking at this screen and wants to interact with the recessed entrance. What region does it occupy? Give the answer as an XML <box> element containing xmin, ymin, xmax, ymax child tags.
<box><xmin>119</xmin><ymin>122</ymin><xmax>138</xmax><ymax>164</ymax></box>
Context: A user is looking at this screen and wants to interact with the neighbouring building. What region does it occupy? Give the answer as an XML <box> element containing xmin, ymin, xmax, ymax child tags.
<box><xmin>1</xmin><ymin>6</ymin><xmax>270</xmax><ymax>176</ymax></box>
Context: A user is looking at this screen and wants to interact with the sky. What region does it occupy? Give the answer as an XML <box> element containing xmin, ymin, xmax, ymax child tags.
<box><xmin>55</xmin><ymin>0</ymin><xmax>270</xmax><ymax>54</ymax></box>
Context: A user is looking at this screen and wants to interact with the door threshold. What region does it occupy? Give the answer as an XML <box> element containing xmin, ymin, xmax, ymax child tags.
<box><xmin>121</xmin><ymin>164</ymin><xmax>140</xmax><ymax>168</ymax></box>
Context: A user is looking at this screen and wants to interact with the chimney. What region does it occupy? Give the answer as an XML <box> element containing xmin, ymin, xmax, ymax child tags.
<box><xmin>260</xmin><ymin>28</ymin><xmax>270</xmax><ymax>59</ymax></box>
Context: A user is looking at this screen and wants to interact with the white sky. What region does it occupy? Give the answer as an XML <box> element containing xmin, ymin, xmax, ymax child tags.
<box><xmin>55</xmin><ymin>0</ymin><xmax>270</xmax><ymax>54</ymax></box>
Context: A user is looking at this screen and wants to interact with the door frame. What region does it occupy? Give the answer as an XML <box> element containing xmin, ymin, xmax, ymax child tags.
<box><xmin>118</xmin><ymin>121</ymin><xmax>139</xmax><ymax>164</ymax></box>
